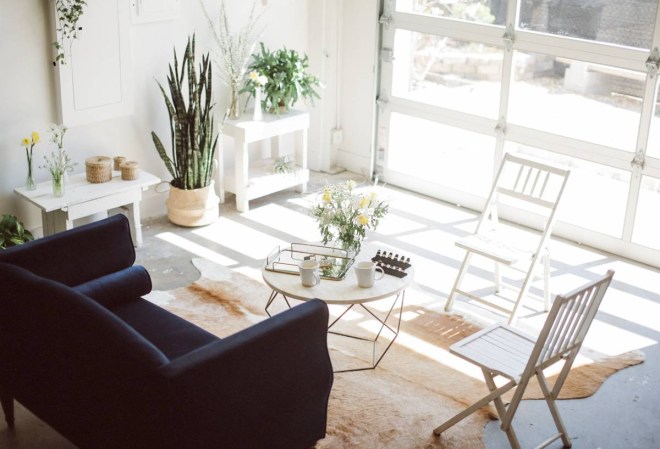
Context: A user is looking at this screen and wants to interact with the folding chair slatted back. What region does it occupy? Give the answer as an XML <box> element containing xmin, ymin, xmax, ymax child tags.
<box><xmin>535</xmin><ymin>270</ymin><xmax>614</xmax><ymax>368</ymax></box>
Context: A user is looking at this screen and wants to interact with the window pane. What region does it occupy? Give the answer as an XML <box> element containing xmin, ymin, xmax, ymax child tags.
<box><xmin>645</xmin><ymin>82</ymin><xmax>660</xmax><ymax>159</ymax></box>
<box><xmin>518</xmin><ymin>0</ymin><xmax>656</xmax><ymax>49</ymax></box>
<box><xmin>387</xmin><ymin>112</ymin><xmax>495</xmax><ymax>196</ymax></box>
<box><xmin>633</xmin><ymin>175</ymin><xmax>660</xmax><ymax>250</ymax></box>
<box><xmin>392</xmin><ymin>31</ymin><xmax>502</xmax><ymax>119</ymax></box>
<box><xmin>396</xmin><ymin>0</ymin><xmax>506</xmax><ymax>26</ymax></box>
<box><xmin>509</xmin><ymin>52</ymin><xmax>643</xmax><ymax>150</ymax></box>
<box><xmin>505</xmin><ymin>144</ymin><xmax>630</xmax><ymax>237</ymax></box>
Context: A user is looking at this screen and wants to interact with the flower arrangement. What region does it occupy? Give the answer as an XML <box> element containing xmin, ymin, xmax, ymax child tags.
<box><xmin>21</xmin><ymin>131</ymin><xmax>40</xmax><ymax>190</ymax></box>
<box><xmin>311</xmin><ymin>180</ymin><xmax>389</xmax><ymax>255</ymax></box>
<box><xmin>199</xmin><ymin>0</ymin><xmax>265</xmax><ymax>119</ymax></box>
<box><xmin>41</xmin><ymin>124</ymin><xmax>76</xmax><ymax>196</ymax></box>
<box><xmin>242</xmin><ymin>43</ymin><xmax>322</xmax><ymax>114</ymax></box>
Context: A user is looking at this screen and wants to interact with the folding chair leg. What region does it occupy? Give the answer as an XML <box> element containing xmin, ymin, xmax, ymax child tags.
<box><xmin>508</xmin><ymin>259</ymin><xmax>538</xmax><ymax>325</ymax></box>
<box><xmin>537</xmin><ymin>371</ymin><xmax>572</xmax><ymax>448</ymax></box>
<box><xmin>543</xmin><ymin>247</ymin><xmax>551</xmax><ymax>311</ymax></box>
<box><xmin>445</xmin><ymin>252</ymin><xmax>472</xmax><ymax>312</ymax></box>
<box><xmin>494</xmin><ymin>261</ymin><xmax>502</xmax><ymax>293</ymax></box>
<box><xmin>483</xmin><ymin>369</ymin><xmax>521</xmax><ymax>449</ymax></box>
<box><xmin>433</xmin><ymin>378</ymin><xmax>515</xmax><ymax>436</ymax></box>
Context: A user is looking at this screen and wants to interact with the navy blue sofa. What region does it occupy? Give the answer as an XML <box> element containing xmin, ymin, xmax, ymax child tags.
<box><xmin>0</xmin><ymin>215</ymin><xmax>333</xmax><ymax>449</ymax></box>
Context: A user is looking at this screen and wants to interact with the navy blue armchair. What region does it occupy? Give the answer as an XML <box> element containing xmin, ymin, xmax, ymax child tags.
<box><xmin>0</xmin><ymin>215</ymin><xmax>333</xmax><ymax>449</ymax></box>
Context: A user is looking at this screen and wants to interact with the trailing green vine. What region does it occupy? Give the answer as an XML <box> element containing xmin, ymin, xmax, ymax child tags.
<box><xmin>53</xmin><ymin>0</ymin><xmax>87</xmax><ymax>66</ymax></box>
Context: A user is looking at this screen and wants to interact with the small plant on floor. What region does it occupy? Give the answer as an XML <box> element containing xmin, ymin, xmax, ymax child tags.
<box><xmin>273</xmin><ymin>156</ymin><xmax>293</xmax><ymax>174</ymax></box>
<box><xmin>0</xmin><ymin>214</ymin><xmax>34</xmax><ymax>249</ymax></box>
<box><xmin>311</xmin><ymin>180</ymin><xmax>389</xmax><ymax>255</ymax></box>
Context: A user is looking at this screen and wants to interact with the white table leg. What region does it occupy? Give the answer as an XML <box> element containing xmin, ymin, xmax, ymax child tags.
<box><xmin>296</xmin><ymin>128</ymin><xmax>308</xmax><ymax>193</ymax></box>
<box><xmin>123</xmin><ymin>202</ymin><xmax>142</xmax><ymax>247</ymax></box>
<box><xmin>235</xmin><ymin>139</ymin><xmax>250</xmax><ymax>212</ymax></box>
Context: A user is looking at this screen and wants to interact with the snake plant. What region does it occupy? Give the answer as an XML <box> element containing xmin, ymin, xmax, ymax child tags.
<box><xmin>152</xmin><ymin>35</ymin><xmax>221</xmax><ymax>190</ymax></box>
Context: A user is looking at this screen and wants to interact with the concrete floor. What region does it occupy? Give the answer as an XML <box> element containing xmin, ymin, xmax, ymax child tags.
<box><xmin>135</xmin><ymin>170</ymin><xmax>660</xmax><ymax>449</ymax></box>
<box><xmin>2</xmin><ymin>170</ymin><xmax>658</xmax><ymax>448</ymax></box>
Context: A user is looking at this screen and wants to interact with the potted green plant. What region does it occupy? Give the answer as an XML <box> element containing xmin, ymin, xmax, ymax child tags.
<box><xmin>241</xmin><ymin>43</ymin><xmax>322</xmax><ymax>114</ymax></box>
<box><xmin>151</xmin><ymin>35</ymin><xmax>221</xmax><ymax>227</ymax></box>
<box><xmin>0</xmin><ymin>215</ymin><xmax>34</xmax><ymax>249</ymax></box>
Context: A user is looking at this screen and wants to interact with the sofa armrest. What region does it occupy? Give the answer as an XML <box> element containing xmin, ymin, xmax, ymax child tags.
<box><xmin>73</xmin><ymin>265</ymin><xmax>152</xmax><ymax>308</ymax></box>
<box><xmin>161</xmin><ymin>299</ymin><xmax>333</xmax><ymax>449</ymax></box>
<box><xmin>0</xmin><ymin>215</ymin><xmax>135</xmax><ymax>286</ymax></box>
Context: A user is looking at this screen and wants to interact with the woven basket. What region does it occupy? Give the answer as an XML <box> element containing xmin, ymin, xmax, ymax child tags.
<box><xmin>85</xmin><ymin>156</ymin><xmax>112</xmax><ymax>183</ymax></box>
<box><xmin>120</xmin><ymin>161</ymin><xmax>139</xmax><ymax>180</ymax></box>
<box><xmin>113</xmin><ymin>156</ymin><xmax>126</xmax><ymax>171</ymax></box>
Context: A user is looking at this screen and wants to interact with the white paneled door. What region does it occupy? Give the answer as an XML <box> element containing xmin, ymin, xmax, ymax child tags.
<box><xmin>377</xmin><ymin>0</ymin><xmax>660</xmax><ymax>268</ymax></box>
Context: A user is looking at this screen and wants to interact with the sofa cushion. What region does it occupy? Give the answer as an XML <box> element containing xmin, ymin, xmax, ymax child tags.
<box><xmin>110</xmin><ymin>299</ymin><xmax>219</xmax><ymax>360</ymax></box>
<box><xmin>73</xmin><ymin>265</ymin><xmax>152</xmax><ymax>308</ymax></box>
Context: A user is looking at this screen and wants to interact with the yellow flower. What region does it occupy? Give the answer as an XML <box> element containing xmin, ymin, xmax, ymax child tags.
<box><xmin>347</xmin><ymin>180</ymin><xmax>356</xmax><ymax>190</ymax></box>
<box><xmin>322</xmin><ymin>189</ymin><xmax>332</xmax><ymax>203</ymax></box>
<box><xmin>357</xmin><ymin>214</ymin><xmax>369</xmax><ymax>225</ymax></box>
<box><xmin>31</xmin><ymin>131</ymin><xmax>40</xmax><ymax>144</ymax></box>
<box><xmin>370</xmin><ymin>191</ymin><xmax>377</xmax><ymax>201</ymax></box>
<box><xmin>359</xmin><ymin>196</ymin><xmax>369</xmax><ymax>208</ymax></box>
<box><xmin>21</xmin><ymin>137</ymin><xmax>30</xmax><ymax>146</ymax></box>
<box><xmin>249</xmin><ymin>71</ymin><xmax>259</xmax><ymax>81</ymax></box>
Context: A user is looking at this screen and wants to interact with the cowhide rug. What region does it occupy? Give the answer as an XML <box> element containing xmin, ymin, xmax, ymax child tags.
<box><xmin>146</xmin><ymin>258</ymin><xmax>645</xmax><ymax>449</ymax></box>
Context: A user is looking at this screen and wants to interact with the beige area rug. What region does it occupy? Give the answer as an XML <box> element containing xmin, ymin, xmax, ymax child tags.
<box><xmin>147</xmin><ymin>258</ymin><xmax>645</xmax><ymax>449</ymax></box>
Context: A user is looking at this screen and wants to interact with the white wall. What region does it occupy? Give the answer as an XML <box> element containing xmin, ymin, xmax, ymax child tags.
<box><xmin>0</xmin><ymin>0</ymin><xmax>315</xmax><ymax>233</ymax></box>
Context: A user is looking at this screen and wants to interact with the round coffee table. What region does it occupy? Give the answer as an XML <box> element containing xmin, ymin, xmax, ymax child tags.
<box><xmin>262</xmin><ymin>247</ymin><xmax>414</xmax><ymax>373</ymax></box>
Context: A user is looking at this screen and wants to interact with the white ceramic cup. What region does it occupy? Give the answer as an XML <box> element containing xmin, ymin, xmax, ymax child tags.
<box><xmin>354</xmin><ymin>261</ymin><xmax>385</xmax><ymax>288</ymax></box>
<box><xmin>299</xmin><ymin>259</ymin><xmax>321</xmax><ymax>287</ymax></box>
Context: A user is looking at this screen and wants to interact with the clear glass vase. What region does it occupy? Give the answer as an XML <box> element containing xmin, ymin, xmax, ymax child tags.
<box><xmin>253</xmin><ymin>88</ymin><xmax>263</xmax><ymax>121</ymax></box>
<box><xmin>52</xmin><ymin>172</ymin><xmax>65</xmax><ymax>197</ymax></box>
<box><xmin>228</xmin><ymin>81</ymin><xmax>241</xmax><ymax>120</ymax></box>
<box><xmin>26</xmin><ymin>163</ymin><xmax>36</xmax><ymax>191</ymax></box>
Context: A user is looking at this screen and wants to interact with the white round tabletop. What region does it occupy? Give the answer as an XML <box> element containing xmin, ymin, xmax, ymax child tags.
<box><xmin>262</xmin><ymin>245</ymin><xmax>414</xmax><ymax>305</ymax></box>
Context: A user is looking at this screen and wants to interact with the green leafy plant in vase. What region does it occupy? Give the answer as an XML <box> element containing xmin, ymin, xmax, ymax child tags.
<box><xmin>241</xmin><ymin>43</ymin><xmax>322</xmax><ymax>114</ymax></box>
<box><xmin>151</xmin><ymin>35</ymin><xmax>222</xmax><ymax>227</ymax></box>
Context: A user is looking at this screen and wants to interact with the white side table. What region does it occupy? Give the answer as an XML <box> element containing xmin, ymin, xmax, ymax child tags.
<box><xmin>14</xmin><ymin>171</ymin><xmax>160</xmax><ymax>247</ymax></box>
<box><xmin>220</xmin><ymin>110</ymin><xmax>310</xmax><ymax>212</ymax></box>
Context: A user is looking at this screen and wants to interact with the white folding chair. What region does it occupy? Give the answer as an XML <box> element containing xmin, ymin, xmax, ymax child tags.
<box><xmin>445</xmin><ymin>153</ymin><xmax>570</xmax><ymax>324</ymax></box>
<box><xmin>434</xmin><ymin>270</ymin><xmax>614</xmax><ymax>449</ymax></box>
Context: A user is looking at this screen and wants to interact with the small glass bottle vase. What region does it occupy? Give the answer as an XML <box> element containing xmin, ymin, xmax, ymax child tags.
<box><xmin>52</xmin><ymin>172</ymin><xmax>65</xmax><ymax>198</ymax></box>
<box><xmin>26</xmin><ymin>164</ymin><xmax>36</xmax><ymax>191</ymax></box>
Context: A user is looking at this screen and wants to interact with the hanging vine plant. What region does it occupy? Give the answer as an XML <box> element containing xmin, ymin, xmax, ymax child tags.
<box><xmin>52</xmin><ymin>0</ymin><xmax>87</xmax><ymax>66</ymax></box>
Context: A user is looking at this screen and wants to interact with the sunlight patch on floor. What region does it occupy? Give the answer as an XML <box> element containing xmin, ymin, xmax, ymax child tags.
<box><xmin>193</xmin><ymin>217</ymin><xmax>288</xmax><ymax>260</ymax></box>
<box><xmin>245</xmin><ymin>203</ymin><xmax>319</xmax><ymax>242</ymax></box>
<box><xmin>156</xmin><ymin>232</ymin><xmax>238</xmax><ymax>266</ymax></box>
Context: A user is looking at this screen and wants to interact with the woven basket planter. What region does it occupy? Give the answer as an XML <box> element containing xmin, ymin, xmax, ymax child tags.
<box><xmin>85</xmin><ymin>156</ymin><xmax>112</xmax><ymax>183</ymax></box>
<box><xmin>166</xmin><ymin>181</ymin><xmax>219</xmax><ymax>227</ymax></box>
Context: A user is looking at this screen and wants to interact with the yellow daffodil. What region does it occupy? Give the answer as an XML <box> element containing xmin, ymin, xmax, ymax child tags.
<box><xmin>357</xmin><ymin>214</ymin><xmax>369</xmax><ymax>226</ymax></box>
<box><xmin>370</xmin><ymin>191</ymin><xmax>377</xmax><ymax>201</ymax></box>
<box><xmin>21</xmin><ymin>137</ymin><xmax>30</xmax><ymax>146</ymax></box>
<box><xmin>31</xmin><ymin>131</ymin><xmax>40</xmax><ymax>144</ymax></box>
<box><xmin>359</xmin><ymin>196</ymin><xmax>369</xmax><ymax>208</ymax></box>
<box><xmin>322</xmin><ymin>189</ymin><xmax>332</xmax><ymax>203</ymax></box>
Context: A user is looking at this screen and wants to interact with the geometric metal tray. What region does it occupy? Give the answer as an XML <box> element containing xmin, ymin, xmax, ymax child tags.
<box><xmin>264</xmin><ymin>243</ymin><xmax>355</xmax><ymax>280</ymax></box>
